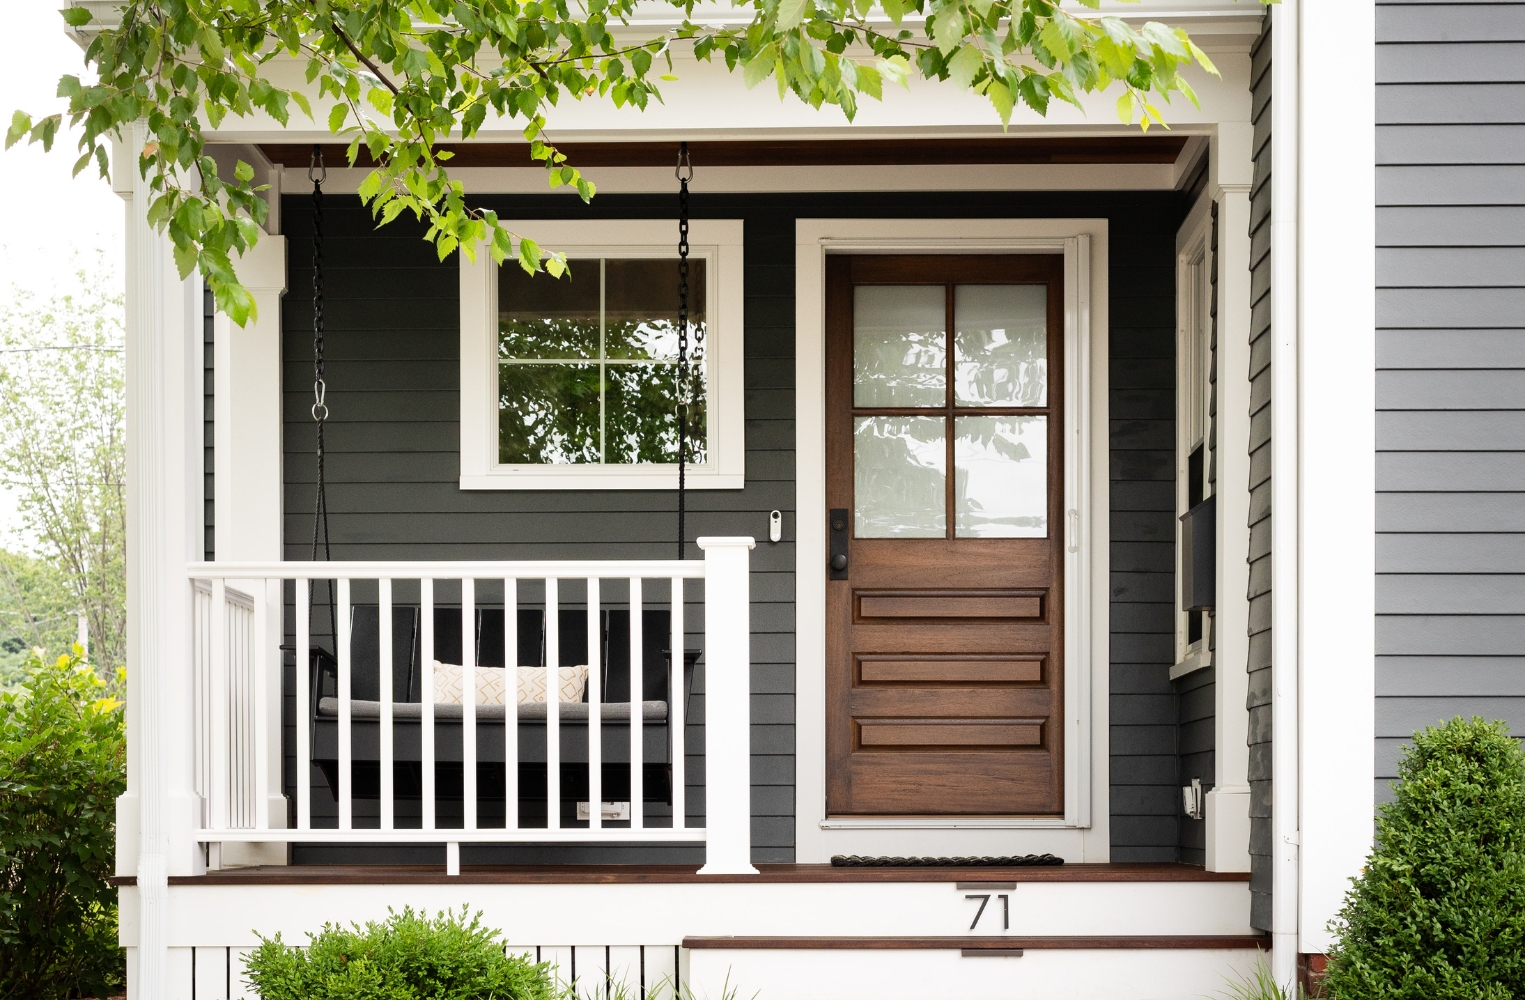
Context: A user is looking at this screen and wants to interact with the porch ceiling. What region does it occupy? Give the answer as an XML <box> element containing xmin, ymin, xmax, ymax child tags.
<box><xmin>258</xmin><ymin>136</ymin><xmax>1189</xmax><ymax>170</ymax></box>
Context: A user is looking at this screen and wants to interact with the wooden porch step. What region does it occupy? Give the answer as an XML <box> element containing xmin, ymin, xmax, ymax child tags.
<box><xmin>111</xmin><ymin>862</ymin><xmax>1250</xmax><ymax>887</ymax></box>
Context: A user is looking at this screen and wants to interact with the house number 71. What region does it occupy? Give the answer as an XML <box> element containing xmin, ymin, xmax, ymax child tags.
<box><xmin>965</xmin><ymin>894</ymin><xmax>1010</xmax><ymax>930</ymax></box>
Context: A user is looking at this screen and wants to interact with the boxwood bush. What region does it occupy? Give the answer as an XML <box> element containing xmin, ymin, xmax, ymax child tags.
<box><xmin>244</xmin><ymin>907</ymin><xmax>560</xmax><ymax>1000</ymax></box>
<box><xmin>0</xmin><ymin>649</ymin><xmax>126</xmax><ymax>1000</ymax></box>
<box><xmin>1323</xmin><ymin>716</ymin><xmax>1525</xmax><ymax>1000</ymax></box>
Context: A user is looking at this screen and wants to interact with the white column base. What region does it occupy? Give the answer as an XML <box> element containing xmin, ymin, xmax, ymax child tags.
<box><xmin>1204</xmin><ymin>787</ymin><xmax>1251</xmax><ymax>872</ymax></box>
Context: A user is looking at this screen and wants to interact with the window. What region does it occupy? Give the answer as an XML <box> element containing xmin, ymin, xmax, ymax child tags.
<box><xmin>1174</xmin><ymin>214</ymin><xmax>1215</xmax><ymax>676</ymax></box>
<box><xmin>459</xmin><ymin>220</ymin><xmax>745</xmax><ymax>489</ymax></box>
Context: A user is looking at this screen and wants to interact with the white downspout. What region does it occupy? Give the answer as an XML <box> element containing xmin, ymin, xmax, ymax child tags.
<box><xmin>1268</xmin><ymin>0</ymin><xmax>1302</xmax><ymax>989</ymax></box>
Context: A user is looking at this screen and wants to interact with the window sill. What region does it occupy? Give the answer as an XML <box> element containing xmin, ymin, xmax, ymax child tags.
<box><xmin>1168</xmin><ymin>646</ymin><xmax>1213</xmax><ymax>680</ymax></box>
<box><xmin>460</xmin><ymin>470</ymin><xmax>745</xmax><ymax>491</ymax></box>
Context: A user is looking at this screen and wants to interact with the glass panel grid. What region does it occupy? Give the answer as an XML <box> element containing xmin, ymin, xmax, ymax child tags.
<box><xmin>851</xmin><ymin>279</ymin><xmax>1050</xmax><ymax>540</ymax></box>
<box><xmin>498</xmin><ymin>257</ymin><xmax>707</xmax><ymax>466</ymax></box>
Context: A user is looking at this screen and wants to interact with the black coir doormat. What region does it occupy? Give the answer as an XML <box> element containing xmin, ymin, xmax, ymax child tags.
<box><xmin>830</xmin><ymin>854</ymin><xmax>1064</xmax><ymax>867</ymax></box>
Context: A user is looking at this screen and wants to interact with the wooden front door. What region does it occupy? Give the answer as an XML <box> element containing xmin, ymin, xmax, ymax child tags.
<box><xmin>825</xmin><ymin>254</ymin><xmax>1065</xmax><ymax>816</ymax></box>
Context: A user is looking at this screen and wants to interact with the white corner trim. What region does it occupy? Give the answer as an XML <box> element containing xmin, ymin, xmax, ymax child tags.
<box><xmin>792</xmin><ymin>218</ymin><xmax>1110</xmax><ymax>863</ymax></box>
<box><xmin>459</xmin><ymin>219</ymin><xmax>745</xmax><ymax>490</ymax></box>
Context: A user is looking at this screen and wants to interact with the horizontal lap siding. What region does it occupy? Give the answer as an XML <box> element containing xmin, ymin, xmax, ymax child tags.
<box><xmin>1376</xmin><ymin>0</ymin><xmax>1525</xmax><ymax>806</ymax></box>
<box><xmin>1246</xmin><ymin>15</ymin><xmax>1273</xmax><ymax>932</ymax></box>
<box><xmin>277</xmin><ymin>189</ymin><xmax>1187</xmax><ymax>865</ymax></box>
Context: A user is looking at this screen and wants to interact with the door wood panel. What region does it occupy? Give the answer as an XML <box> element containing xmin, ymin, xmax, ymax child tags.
<box><xmin>825</xmin><ymin>254</ymin><xmax>1065</xmax><ymax>817</ymax></box>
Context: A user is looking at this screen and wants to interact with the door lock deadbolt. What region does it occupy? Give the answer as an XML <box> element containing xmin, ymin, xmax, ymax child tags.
<box><xmin>829</xmin><ymin>507</ymin><xmax>850</xmax><ymax>580</ymax></box>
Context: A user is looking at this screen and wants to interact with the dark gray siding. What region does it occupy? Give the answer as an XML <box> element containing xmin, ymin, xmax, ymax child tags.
<box><xmin>276</xmin><ymin>189</ymin><xmax>1189</xmax><ymax>864</ymax></box>
<box><xmin>1376</xmin><ymin>1</ymin><xmax>1525</xmax><ymax>801</ymax></box>
<box><xmin>1246</xmin><ymin>13</ymin><xmax>1274</xmax><ymax>932</ymax></box>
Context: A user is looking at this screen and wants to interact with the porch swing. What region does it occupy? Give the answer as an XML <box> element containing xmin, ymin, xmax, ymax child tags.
<box><xmin>303</xmin><ymin>144</ymin><xmax>703</xmax><ymax>829</ymax></box>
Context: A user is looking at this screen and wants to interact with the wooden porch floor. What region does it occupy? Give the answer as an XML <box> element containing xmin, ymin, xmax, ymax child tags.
<box><xmin>112</xmin><ymin>862</ymin><xmax>1250</xmax><ymax>887</ymax></box>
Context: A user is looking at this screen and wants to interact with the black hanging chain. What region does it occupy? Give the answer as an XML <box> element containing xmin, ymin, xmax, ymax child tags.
<box><xmin>309</xmin><ymin>146</ymin><xmax>335</xmax><ymax>649</ymax></box>
<box><xmin>675</xmin><ymin>142</ymin><xmax>692</xmax><ymax>560</ymax></box>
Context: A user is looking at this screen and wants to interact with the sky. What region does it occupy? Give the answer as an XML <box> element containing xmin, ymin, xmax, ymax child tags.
<box><xmin>1</xmin><ymin>1</ymin><xmax>124</xmax><ymax>296</ymax></box>
<box><xmin>0</xmin><ymin>2</ymin><xmax>125</xmax><ymax>542</ymax></box>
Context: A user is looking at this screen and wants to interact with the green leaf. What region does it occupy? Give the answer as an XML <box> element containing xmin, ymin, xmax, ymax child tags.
<box><xmin>60</xmin><ymin>6</ymin><xmax>92</xmax><ymax>26</ymax></box>
<box><xmin>327</xmin><ymin>103</ymin><xmax>349</xmax><ymax>133</ymax></box>
<box><xmin>986</xmin><ymin>79</ymin><xmax>1014</xmax><ymax>125</ymax></box>
<box><xmin>743</xmin><ymin>48</ymin><xmax>777</xmax><ymax>88</ymax></box>
<box><xmin>234</xmin><ymin>159</ymin><xmax>255</xmax><ymax>183</ymax></box>
<box><xmin>777</xmin><ymin>0</ymin><xmax>811</xmax><ymax>32</ymax></box>
<box><xmin>947</xmin><ymin>45</ymin><xmax>985</xmax><ymax>89</ymax></box>
<box><xmin>367</xmin><ymin>88</ymin><xmax>394</xmax><ymax>117</ymax></box>
<box><xmin>290</xmin><ymin>90</ymin><xmax>313</xmax><ymax>119</ymax></box>
<box><xmin>932</xmin><ymin>5</ymin><xmax>966</xmax><ymax>56</ymax></box>
<box><xmin>518</xmin><ymin>236</ymin><xmax>542</xmax><ymax>274</ymax></box>
<box><xmin>5</xmin><ymin>110</ymin><xmax>30</xmax><ymax>150</ymax></box>
<box><xmin>881</xmin><ymin>0</ymin><xmax>904</xmax><ymax>25</ymax></box>
<box><xmin>855</xmin><ymin>63</ymin><xmax>883</xmax><ymax>101</ymax></box>
<box><xmin>172</xmin><ymin>243</ymin><xmax>199</xmax><ymax>281</ymax></box>
<box><xmin>1116</xmin><ymin>90</ymin><xmax>1135</xmax><ymax>124</ymax></box>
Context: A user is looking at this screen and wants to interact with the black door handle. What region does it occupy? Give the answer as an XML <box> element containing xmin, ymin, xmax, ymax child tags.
<box><xmin>830</xmin><ymin>553</ymin><xmax>848</xmax><ymax>571</ymax></box>
<box><xmin>829</xmin><ymin>508</ymin><xmax>849</xmax><ymax>580</ymax></box>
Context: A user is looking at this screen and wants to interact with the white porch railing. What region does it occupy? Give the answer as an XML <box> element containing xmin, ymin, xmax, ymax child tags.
<box><xmin>185</xmin><ymin>537</ymin><xmax>756</xmax><ymax>875</ymax></box>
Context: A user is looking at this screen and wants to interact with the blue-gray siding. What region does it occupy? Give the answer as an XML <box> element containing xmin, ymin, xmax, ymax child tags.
<box><xmin>273</xmin><ymin>189</ymin><xmax>1192</xmax><ymax>864</ymax></box>
<box><xmin>1376</xmin><ymin>0</ymin><xmax>1525</xmax><ymax>800</ymax></box>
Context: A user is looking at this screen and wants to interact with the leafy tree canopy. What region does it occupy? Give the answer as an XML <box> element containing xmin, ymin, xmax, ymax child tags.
<box><xmin>7</xmin><ymin>0</ymin><xmax>1255</xmax><ymax>323</ymax></box>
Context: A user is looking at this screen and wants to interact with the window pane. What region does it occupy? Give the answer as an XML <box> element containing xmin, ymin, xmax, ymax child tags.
<box><xmin>854</xmin><ymin>415</ymin><xmax>946</xmax><ymax>538</ymax></box>
<box><xmin>499</xmin><ymin>259</ymin><xmax>601</xmax><ymax>359</ymax></box>
<box><xmin>953</xmin><ymin>284</ymin><xmax>1047</xmax><ymax>407</ymax></box>
<box><xmin>605</xmin><ymin>362</ymin><xmax>708</xmax><ymax>465</ymax></box>
<box><xmin>498</xmin><ymin>363</ymin><xmax>601</xmax><ymax>464</ymax></box>
<box><xmin>954</xmin><ymin>415</ymin><xmax>1047</xmax><ymax>537</ymax></box>
<box><xmin>853</xmin><ymin>286</ymin><xmax>946</xmax><ymax>407</ymax></box>
<box><xmin>605</xmin><ymin>258</ymin><xmax>708</xmax><ymax>361</ymax></box>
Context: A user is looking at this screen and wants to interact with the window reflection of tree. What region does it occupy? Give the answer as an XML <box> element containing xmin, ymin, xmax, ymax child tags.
<box><xmin>955</xmin><ymin>416</ymin><xmax>1047</xmax><ymax>537</ymax></box>
<box><xmin>854</xmin><ymin>416</ymin><xmax>945</xmax><ymax>537</ymax></box>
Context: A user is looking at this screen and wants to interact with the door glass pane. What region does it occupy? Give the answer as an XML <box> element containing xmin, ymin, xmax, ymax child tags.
<box><xmin>953</xmin><ymin>284</ymin><xmax>1048</xmax><ymax>406</ymax></box>
<box><xmin>854</xmin><ymin>286</ymin><xmax>946</xmax><ymax>407</ymax></box>
<box><xmin>854</xmin><ymin>415</ymin><xmax>946</xmax><ymax>537</ymax></box>
<box><xmin>955</xmin><ymin>415</ymin><xmax>1047</xmax><ymax>537</ymax></box>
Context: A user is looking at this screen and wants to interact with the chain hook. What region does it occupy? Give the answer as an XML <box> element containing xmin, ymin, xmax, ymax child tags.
<box><xmin>308</xmin><ymin>144</ymin><xmax>327</xmax><ymax>185</ymax></box>
<box><xmin>312</xmin><ymin>379</ymin><xmax>329</xmax><ymax>422</ymax></box>
<box><xmin>675</xmin><ymin>141</ymin><xmax>692</xmax><ymax>183</ymax></box>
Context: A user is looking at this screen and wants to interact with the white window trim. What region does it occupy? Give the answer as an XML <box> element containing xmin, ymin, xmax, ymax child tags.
<box><xmin>1171</xmin><ymin>198</ymin><xmax>1215</xmax><ymax>680</ymax></box>
<box><xmin>793</xmin><ymin>218</ymin><xmax>1110</xmax><ymax>863</ymax></box>
<box><xmin>459</xmin><ymin>218</ymin><xmax>746</xmax><ymax>490</ymax></box>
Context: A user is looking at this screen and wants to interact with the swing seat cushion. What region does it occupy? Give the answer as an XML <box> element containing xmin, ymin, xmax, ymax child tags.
<box><xmin>430</xmin><ymin>662</ymin><xmax>590</xmax><ymax>706</ymax></box>
<box><xmin>315</xmin><ymin>697</ymin><xmax>669</xmax><ymax>722</ymax></box>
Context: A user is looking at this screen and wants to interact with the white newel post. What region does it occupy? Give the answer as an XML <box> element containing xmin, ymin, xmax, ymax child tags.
<box><xmin>214</xmin><ymin>235</ymin><xmax>290</xmax><ymax>867</ymax></box>
<box><xmin>696</xmin><ymin>537</ymin><xmax>758</xmax><ymax>875</ymax></box>
<box><xmin>120</xmin><ymin>124</ymin><xmax>208</xmax><ymax>1000</ymax></box>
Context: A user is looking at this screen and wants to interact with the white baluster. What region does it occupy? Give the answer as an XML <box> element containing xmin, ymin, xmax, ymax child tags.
<box><xmin>505</xmin><ymin>577</ymin><xmax>518</xmax><ymax>831</ymax></box>
<box><xmin>295</xmin><ymin>578</ymin><xmax>311</xmax><ymax>831</ymax></box>
<box><xmin>697</xmin><ymin>537</ymin><xmax>758</xmax><ymax>874</ymax></box>
<box><xmin>546</xmin><ymin>578</ymin><xmax>560</xmax><ymax>832</ymax></box>
<box><xmin>422</xmin><ymin>578</ymin><xmax>435</xmax><ymax>832</ymax></box>
<box><xmin>669</xmin><ymin>577</ymin><xmax>684</xmax><ymax>832</ymax></box>
<box><xmin>462</xmin><ymin>578</ymin><xmax>477</xmax><ymax>833</ymax></box>
<box><xmin>338</xmin><ymin>578</ymin><xmax>352</xmax><ymax>831</ymax></box>
<box><xmin>587</xmin><ymin>577</ymin><xmax>601</xmax><ymax>832</ymax></box>
<box><xmin>209</xmin><ymin>579</ymin><xmax>229</xmax><ymax>833</ymax></box>
<box><xmin>630</xmin><ymin>577</ymin><xmax>643</xmax><ymax>831</ymax></box>
<box><xmin>253</xmin><ymin>581</ymin><xmax>270</xmax><ymax>831</ymax></box>
<box><xmin>380</xmin><ymin>578</ymin><xmax>394</xmax><ymax>832</ymax></box>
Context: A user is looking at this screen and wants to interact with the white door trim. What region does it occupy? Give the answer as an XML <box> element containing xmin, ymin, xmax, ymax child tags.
<box><xmin>793</xmin><ymin>218</ymin><xmax>1111</xmax><ymax>863</ymax></box>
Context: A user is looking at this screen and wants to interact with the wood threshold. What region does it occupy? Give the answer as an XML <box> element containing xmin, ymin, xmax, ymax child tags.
<box><xmin>110</xmin><ymin>862</ymin><xmax>1249</xmax><ymax>888</ymax></box>
<box><xmin>682</xmin><ymin>935</ymin><xmax>1270</xmax><ymax>951</ymax></box>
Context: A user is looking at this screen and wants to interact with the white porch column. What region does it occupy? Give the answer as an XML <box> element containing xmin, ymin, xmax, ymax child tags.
<box><xmin>696</xmin><ymin>536</ymin><xmax>759</xmax><ymax>875</ymax></box>
<box><xmin>119</xmin><ymin>124</ymin><xmax>208</xmax><ymax>1000</ymax></box>
<box><xmin>214</xmin><ymin>235</ymin><xmax>289</xmax><ymax>866</ymax></box>
<box><xmin>1296</xmin><ymin>0</ymin><xmax>1376</xmax><ymax>959</ymax></box>
<box><xmin>1206</xmin><ymin>121</ymin><xmax>1254</xmax><ymax>874</ymax></box>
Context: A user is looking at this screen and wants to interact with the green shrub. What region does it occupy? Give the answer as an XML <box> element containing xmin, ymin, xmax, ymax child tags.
<box><xmin>244</xmin><ymin>907</ymin><xmax>561</xmax><ymax>1000</ymax></box>
<box><xmin>1323</xmin><ymin>716</ymin><xmax>1525</xmax><ymax>1000</ymax></box>
<box><xmin>0</xmin><ymin>649</ymin><xmax>126</xmax><ymax>1000</ymax></box>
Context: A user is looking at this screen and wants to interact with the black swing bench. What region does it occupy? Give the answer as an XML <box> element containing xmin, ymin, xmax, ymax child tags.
<box><xmin>305</xmin><ymin>606</ymin><xmax>697</xmax><ymax>828</ymax></box>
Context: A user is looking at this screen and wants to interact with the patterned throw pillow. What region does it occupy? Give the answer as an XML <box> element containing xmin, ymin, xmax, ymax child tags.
<box><xmin>515</xmin><ymin>665</ymin><xmax>590</xmax><ymax>705</ymax></box>
<box><xmin>431</xmin><ymin>661</ymin><xmax>588</xmax><ymax>705</ymax></box>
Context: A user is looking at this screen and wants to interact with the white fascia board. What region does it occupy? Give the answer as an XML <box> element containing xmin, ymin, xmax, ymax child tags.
<box><xmin>200</xmin><ymin>43</ymin><xmax>1251</xmax><ymax>142</ymax></box>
